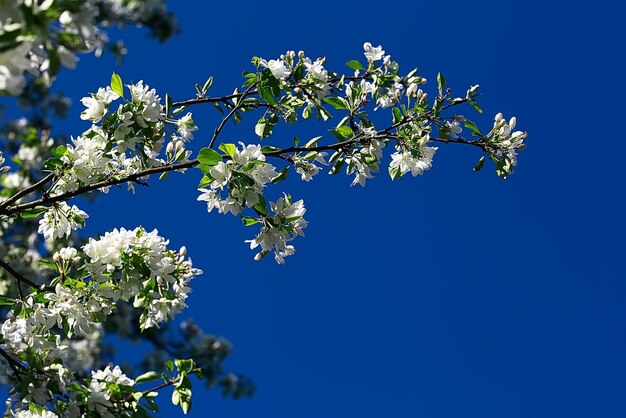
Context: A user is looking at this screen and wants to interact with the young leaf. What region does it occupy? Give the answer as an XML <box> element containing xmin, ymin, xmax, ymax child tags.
<box><xmin>218</xmin><ymin>143</ymin><xmax>237</xmax><ymax>159</ymax></box>
<box><xmin>464</xmin><ymin>119</ymin><xmax>482</xmax><ymax>136</ymax></box>
<box><xmin>324</xmin><ymin>97</ymin><xmax>348</xmax><ymax>110</ymax></box>
<box><xmin>0</xmin><ymin>296</ymin><xmax>15</xmax><ymax>306</ymax></box>
<box><xmin>135</xmin><ymin>371</ymin><xmax>162</xmax><ymax>384</ymax></box>
<box><xmin>111</xmin><ymin>72</ymin><xmax>124</xmax><ymax>99</ymax></box>
<box><xmin>346</xmin><ymin>60</ymin><xmax>365</xmax><ymax>71</ymax></box>
<box><xmin>437</xmin><ymin>72</ymin><xmax>446</xmax><ymax>98</ymax></box>
<box><xmin>197</xmin><ymin>148</ymin><xmax>222</xmax><ymax>165</ymax></box>
<box><xmin>20</xmin><ymin>206</ymin><xmax>48</xmax><ymax>219</ymax></box>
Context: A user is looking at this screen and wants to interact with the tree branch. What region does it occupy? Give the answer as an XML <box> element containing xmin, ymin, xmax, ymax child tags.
<box><xmin>0</xmin><ymin>347</ymin><xmax>26</xmax><ymax>380</ymax></box>
<box><xmin>0</xmin><ymin>173</ymin><xmax>55</xmax><ymax>210</ymax></box>
<box><xmin>0</xmin><ymin>259</ymin><xmax>44</xmax><ymax>290</ymax></box>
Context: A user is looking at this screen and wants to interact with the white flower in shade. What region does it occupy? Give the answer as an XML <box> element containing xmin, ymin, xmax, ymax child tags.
<box><xmin>363</xmin><ymin>42</ymin><xmax>385</xmax><ymax>62</ymax></box>
<box><xmin>176</xmin><ymin>112</ymin><xmax>197</xmax><ymax>140</ymax></box>
<box><xmin>197</xmin><ymin>188</ymin><xmax>220</xmax><ymax>213</ymax></box>
<box><xmin>303</xmin><ymin>57</ymin><xmax>328</xmax><ymax>82</ymax></box>
<box><xmin>88</xmin><ymin>380</ymin><xmax>113</xmax><ymax>416</ymax></box>
<box><xmin>295</xmin><ymin>160</ymin><xmax>320</xmax><ymax>182</ymax></box>
<box><xmin>0</xmin><ymin>42</ymin><xmax>33</xmax><ymax>95</ymax></box>
<box><xmin>446</xmin><ymin>120</ymin><xmax>463</xmax><ymax>139</ymax></box>
<box><xmin>1</xmin><ymin>317</ymin><xmax>29</xmax><ymax>352</ymax></box>
<box><xmin>38</xmin><ymin>202</ymin><xmax>89</xmax><ymax>241</ymax></box>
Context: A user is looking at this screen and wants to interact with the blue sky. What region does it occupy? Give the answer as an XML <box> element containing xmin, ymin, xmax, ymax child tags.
<box><xmin>49</xmin><ymin>0</ymin><xmax>626</xmax><ymax>417</ymax></box>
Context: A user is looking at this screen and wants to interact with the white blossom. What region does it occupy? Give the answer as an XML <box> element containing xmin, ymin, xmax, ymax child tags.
<box><xmin>389</xmin><ymin>143</ymin><xmax>437</xmax><ymax>177</ymax></box>
<box><xmin>246</xmin><ymin>196</ymin><xmax>307</xmax><ymax>264</ymax></box>
<box><xmin>92</xmin><ymin>365</ymin><xmax>135</xmax><ymax>386</ymax></box>
<box><xmin>261</xmin><ymin>58</ymin><xmax>291</xmax><ymax>81</ymax></box>
<box><xmin>38</xmin><ymin>202</ymin><xmax>88</xmax><ymax>241</ymax></box>
<box><xmin>80</xmin><ymin>87</ymin><xmax>119</xmax><ymax>122</ymax></box>
<box><xmin>14</xmin><ymin>409</ymin><xmax>59</xmax><ymax>418</ymax></box>
<box><xmin>363</xmin><ymin>42</ymin><xmax>385</xmax><ymax>62</ymax></box>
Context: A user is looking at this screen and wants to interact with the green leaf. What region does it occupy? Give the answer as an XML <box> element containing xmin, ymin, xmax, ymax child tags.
<box><xmin>469</xmin><ymin>99</ymin><xmax>483</xmax><ymax>114</ymax></box>
<box><xmin>271</xmin><ymin>166</ymin><xmax>289</xmax><ymax>184</ymax></box>
<box><xmin>198</xmin><ymin>175</ymin><xmax>212</xmax><ymax>188</ymax></box>
<box><xmin>388</xmin><ymin>165</ymin><xmax>403</xmax><ymax>180</ymax></box>
<box><xmin>44</xmin><ymin>157</ymin><xmax>63</xmax><ymax>170</ymax></box>
<box><xmin>0</xmin><ymin>296</ymin><xmax>15</xmax><ymax>306</ymax></box>
<box><xmin>258</xmin><ymin>85</ymin><xmax>278</xmax><ymax>105</ymax></box>
<box><xmin>255</xmin><ymin>119</ymin><xmax>268</xmax><ymax>138</ymax></box>
<box><xmin>111</xmin><ymin>72</ymin><xmax>124</xmax><ymax>99</ymax></box>
<box><xmin>346</xmin><ymin>60</ymin><xmax>365</xmax><ymax>71</ymax></box>
<box><xmin>253</xmin><ymin>194</ymin><xmax>268</xmax><ymax>215</ymax></box>
<box><xmin>202</xmin><ymin>76</ymin><xmax>213</xmax><ymax>94</ymax></box>
<box><xmin>392</xmin><ymin>107</ymin><xmax>403</xmax><ymax>124</ymax></box>
<box><xmin>20</xmin><ymin>206</ymin><xmax>48</xmax><ymax>219</ymax></box>
<box><xmin>437</xmin><ymin>72</ymin><xmax>446</xmax><ymax>98</ymax></box>
<box><xmin>464</xmin><ymin>119</ymin><xmax>482</xmax><ymax>137</ymax></box>
<box><xmin>51</xmin><ymin>145</ymin><xmax>67</xmax><ymax>158</ymax></box>
<box><xmin>324</xmin><ymin>97</ymin><xmax>348</xmax><ymax>110</ymax></box>
<box><xmin>473</xmin><ymin>155</ymin><xmax>486</xmax><ymax>172</ymax></box>
<box><xmin>135</xmin><ymin>371</ymin><xmax>162</xmax><ymax>384</ymax></box>
<box><xmin>218</xmin><ymin>143</ymin><xmax>237</xmax><ymax>159</ymax></box>
<box><xmin>197</xmin><ymin>148</ymin><xmax>222</xmax><ymax>165</ymax></box>
<box><xmin>38</xmin><ymin>259</ymin><xmax>58</xmax><ymax>272</ymax></box>
<box><xmin>334</xmin><ymin>125</ymin><xmax>353</xmax><ymax>139</ymax></box>
<box><xmin>241</xmin><ymin>216</ymin><xmax>260</xmax><ymax>226</ymax></box>
<box><xmin>165</xmin><ymin>93</ymin><xmax>172</xmax><ymax>116</ymax></box>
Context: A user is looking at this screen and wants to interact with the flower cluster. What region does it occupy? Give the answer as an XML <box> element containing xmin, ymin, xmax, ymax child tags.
<box><xmin>197</xmin><ymin>142</ymin><xmax>278</xmax><ymax>216</ymax></box>
<box><xmin>389</xmin><ymin>139</ymin><xmax>438</xmax><ymax>178</ymax></box>
<box><xmin>38</xmin><ymin>202</ymin><xmax>89</xmax><ymax>241</ymax></box>
<box><xmin>259</xmin><ymin>50</ymin><xmax>331</xmax><ymax>102</ymax></box>
<box><xmin>14</xmin><ymin>409</ymin><xmax>59</xmax><ymax>418</ymax></box>
<box><xmin>486</xmin><ymin>113</ymin><xmax>528</xmax><ymax>178</ymax></box>
<box><xmin>344</xmin><ymin>134</ymin><xmax>385</xmax><ymax>187</ymax></box>
<box><xmin>53</xmin><ymin>78</ymin><xmax>196</xmax><ymax>195</ymax></box>
<box><xmin>0</xmin><ymin>0</ymin><xmax>177</xmax><ymax>96</ymax></box>
<box><xmin>83</xmin><ymin>227</ymin><xmax>202</xmax><ymax>329</ymax></box>
<box><xmin>244</xmin><ymin>195</ymin><xmax>307</xmax><ymax>264</ymax></box>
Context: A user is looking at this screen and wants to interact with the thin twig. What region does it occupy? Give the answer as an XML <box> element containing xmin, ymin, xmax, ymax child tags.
<box><xmin>208</xmin><ymin>82</ymin><xmax>258</xmax><ymax>148</ymax></box>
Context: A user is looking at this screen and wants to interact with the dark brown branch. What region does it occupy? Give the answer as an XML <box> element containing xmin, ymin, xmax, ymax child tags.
<box><xmin>0</xmin><ymin>173</ymin><xmax>55</xmax><ymax>210</ymax></box>
<box><xmin>171</xmin><ymin>91</ymin><xmax>254</xmax><ymax>109</ymax></box>
<box><xmin>0</xmin><ymin>160</ymin><xmax>198</xmax><ymax>217</ymax></box>
<box><xmin>429</xmin><ymin>136</ymin><xmax>487</xmax><ymax>151</ymax></box>
<box><xmin>0</xmin><ymin>347</ymin><xmax>26</xmax><ymax>380</ymax></box>
<box><xmin>0</xmin><ymin>260</ymin><xmax>43</xmax><ymax>290</ymax></box>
